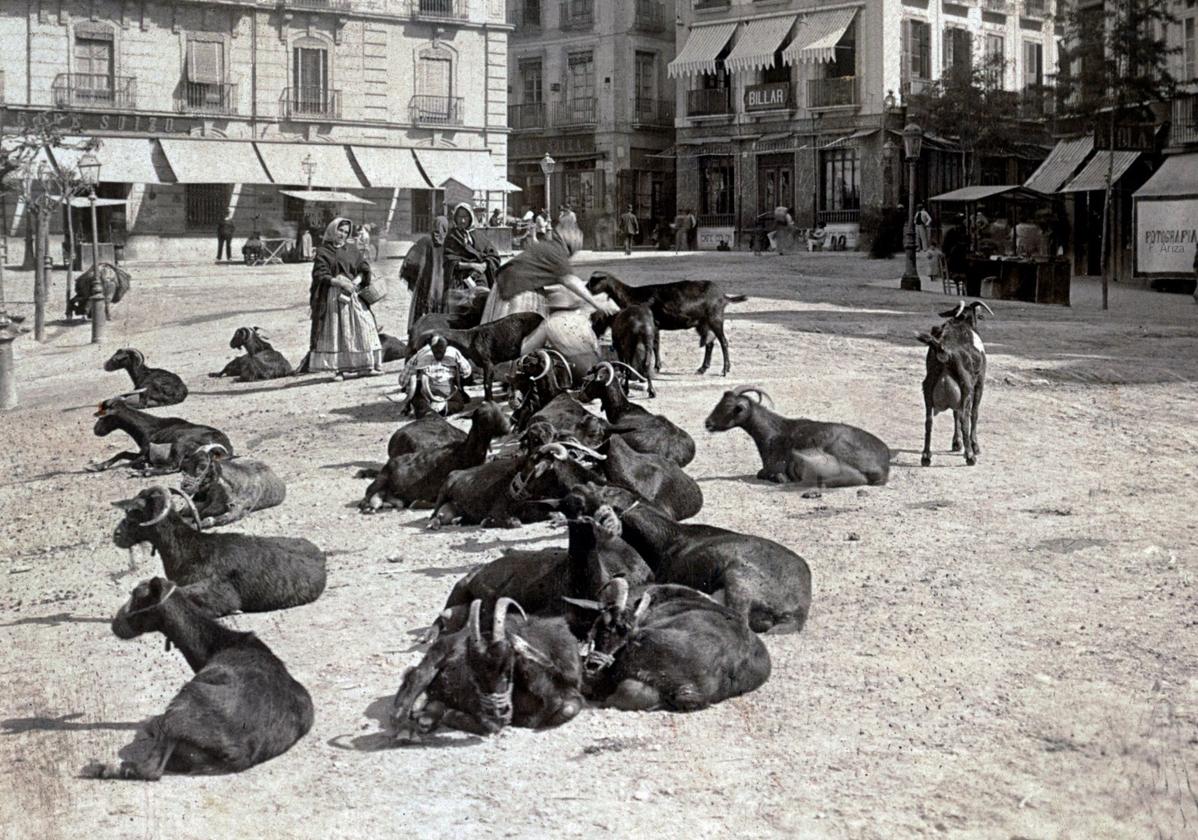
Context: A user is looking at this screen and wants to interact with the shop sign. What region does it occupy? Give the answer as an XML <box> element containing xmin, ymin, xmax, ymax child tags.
<box><xmin>698</xmin><ymin>227</ymin><xmax>734</xmax><ymax>250</ymax></box>
<box><xmin>1093</xmin><ymin>122</ymin><xmax>1155</xmax><ymax>151</ymax></box>
<box><xmin>1136</xmin><ymin>198</ymin><xmax>1198</xmax><ymax>274</ymax></box>
<box><xmin>744</xmin><ymin>83</ymin><xmax>791</xmax><ymax>113</ymax></box>
<box><xmin>1</xmin><ymin>107</ymin><xmax>197</xmax><ymax>136</ymax></box>
<box><xmin>510</xmin><ymin>133</ymin><xmax>596</xmax><ymax>160</ymax></box>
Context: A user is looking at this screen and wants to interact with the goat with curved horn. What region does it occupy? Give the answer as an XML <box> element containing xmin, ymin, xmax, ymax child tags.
<box><xmin>168</xmin><ymin>487</ymin><xmax>204</xmax><ymax>530</ymax></box>
<box><xmin>529</xmin><ymin>350</ymin><xmax>554</xmax><ymax>381</ymax></box>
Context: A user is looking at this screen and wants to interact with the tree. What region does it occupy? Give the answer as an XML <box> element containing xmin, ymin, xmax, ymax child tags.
<box><xmin>1055</xmin><ymin>0</ymin><xmax>1178</xmax><ymax>309</ymax></box>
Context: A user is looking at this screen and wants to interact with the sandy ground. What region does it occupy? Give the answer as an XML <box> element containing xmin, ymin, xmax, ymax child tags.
<box><xmin>0</xmin><ymin>250</ymin><xmax>1195</xmax><ymax>840</ymax></box>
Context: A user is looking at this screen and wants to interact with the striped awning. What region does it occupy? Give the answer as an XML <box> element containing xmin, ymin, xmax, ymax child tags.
<box><xmin>159</xmin><ymin>139</ymin><xmax>272</xmax><ymax>184</ymax></box>
<box><xmin>668</xmin><ymin>22</ymin><xmax>737</xmax><ymax>78</ymax></box>
<box><xmin>51</xmin><ymin>136</ymin><xmax>169</xmax><ymax>184</ymax></box>
<box><xmin>1024</xmin><ymin>136</ymin><xmax>1094</xmax><ymax>194</ymax></box>
<box><xmin>725</xmin><ymin>16</ymin><xmax>798</xmax><ymax>74</ymax></box>
<box><xmin>782</xmin><ymin>7</ymin><xmax>857</xmax><ymax>65</ymax></box>
<box><xmin>1059</xmin><ymin>151</ymin><xmax>1140</xmax><ymax>194</ymax></box>
<box><xmin>349</xmin><ymin>146</ymin><xmax>432</xmax><ymax>189</ymax></box>
<box><xmin>254</xmin><ymin>142</ymin><xmax>363</xmax><ymax>188</ymax></box>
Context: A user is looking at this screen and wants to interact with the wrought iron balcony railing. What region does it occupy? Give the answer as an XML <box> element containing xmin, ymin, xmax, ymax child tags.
<box><xmin>687</xmin><ymin>88</ymin><xmax>732</xmax><ymax>117</ymax></box>
<box><xmin>694</xmin><ymin>0</ymin><xmax>731</xmax><ymax>10</ymax></box>
<box><xmin>177</xmin><ymin>81</ymin><xmax>238</xmax><ymax>115</ymax></box>
<box><xmin>632</xmin><ymin>97</ymin><xmax>674</xmax><ymax>127</ymax></box>
<box><xmin>508</xmin><ymin>102</ymin><xmax>547</xmax><ymax>130</ymax></box>
<box><xmin>411</xmin><ymin>0</ymin><xmax>467</xmax><ymax>20</ymax></box>
<box><xmin>282</xmin><ymin>0</ymin><xmax>352</xmax><ymax>10</ymax></box>
<box><xmin>553</xmin><ymin>97</ymin><xmax>597</xmax><ymax>127</ymax></box>
<box><xmin>280</xmin><ymin>86</ymin><xmax>341</xmax><ymax>120</ymax></box>
<box><xmin>52</xmin><ymin>74</ymin><xmax>137</xmax><ymax>110</ymax></box>
<box><xmin>1170</xmin><ymin>95</ymin><xmax>1198</xmax><ymax>146</ymax></box>
<box><xmin>807</xmin><ymin>76</ymin><xmax>859</xmax><ymax>109</ymax></box>
<box><xmin>410</xmin><ymin>94</ymin><xmax>464</xmax><ymax>126</ymax></box>
<box><xmin>559</xmin><ymin>0</ymin><xmax>593</xmax><ymax>29</ymax></box>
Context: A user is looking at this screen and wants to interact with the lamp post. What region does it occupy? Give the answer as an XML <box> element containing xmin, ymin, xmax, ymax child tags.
<box><xmin>301</xmin><ymin>153</ymin><xmax>316</xmax><ymax>192</ymax></box>
<box><xmin>539</xmin><ymin>153</ymin><xmax>556</xmax><ymax>221</ymax></box>
<box><xmin>900</xmin><ymin>121</ymin><xmax>923</xmax><ymax>292</ymax></box>
<box><xmin>77</xmin><ymin>152</ymin><xmax>105</xmax><ymax>343</ymax></box>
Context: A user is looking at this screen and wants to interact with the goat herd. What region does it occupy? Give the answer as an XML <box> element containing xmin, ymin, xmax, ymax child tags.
<box><xmin>76</xmin><ymin>272</ymin><xmax>993</xmax><ymax>781</ymax></box>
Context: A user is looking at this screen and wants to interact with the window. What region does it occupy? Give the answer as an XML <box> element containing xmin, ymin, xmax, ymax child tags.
<box><xmin>984</xmin><ymin>34</ymin><xmax>1004</xmax><ymax>87</ymax></box>
<box><xmin>828</xmin><ymin>20</ymin><xmax>856</xmax><ymax>78</ymax></box>
<box><xmin>1185</xmin><ymin>17</ymin><xmax>1196</xmax><ymax>81</ymax></box>
<box><xmin>185</xmin><ymin>184</ymin><xmax>232</xmax><ymax>228</ymax></box>
<box><xmin>185</xmin><ymin>39</ymin><xmax>226</xmax><ymax>110</ymax></box>
<box><xmin>699</xmin><ymin>156</ymin><xmax>734</xmax><ymax>216</ymax></box>
<box><xmin>821</xmin><ymin>148</ymin><xmax>860</xmax><ymax>213</ymax></box>
<box><xmin>902</xmin><ymin>19</ymin><xmax>932</xmax><ymax>85</ymax></box>
<box><xmin>563</xmin><ymin>170</ymin><xmax>598</xmax><ymax>210</ymax></box>
<box><xmin>635</xmin><ymin>52</ymin><xmax>656</xmax><ymax>104</ymax></box>
<box><xmin>74</xmin><ymin>35</ymin><xmax>114</xmax><ymax>100</ymax></box>
<box><xmin>524</xmin><ymin>0</ymin><xmax>542</xmax><ymax>26</ymax></box>
<box><xmin>943</xmin><ymin>27</ymin><xmax>973</xmax><ymax>81</ymax></box>
<box><xmin>520</xmin><ymin>59</ymin><xmax>543</xmax><ymax>103</ymax></box>
<box><xmin>418</xmin><ymin>55</ymin><xmax>452</xmax><ymax>98</ymax></box>
<box><xmin>761</xmin><ymin>51</ymin><xmax>789</xmax><ymax>85</ymax></box>
<box><xmin>1023</xmin><ymin>40</ymin><xmax>1043</xmax><ymax>89</ymax></box>
<box><xmin>567</xmin><ymin>52</ymin><xmax>595</xmax><ymax>103</ymax></box>
<box><xmin>293</xmin><ymin>45</ymin><xmax>329</xmax><ymax>113</ymax></box>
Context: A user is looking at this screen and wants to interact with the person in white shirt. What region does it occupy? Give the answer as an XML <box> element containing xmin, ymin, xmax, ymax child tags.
<box><xmin>915</xmin><ymin>205</ymin><xmax>932</xmax><ymax>252</ymax></box>
<box><xmin>396</xmin><ymin>334</ymin><xmax>472</xmax><ymax>416</ymax></box>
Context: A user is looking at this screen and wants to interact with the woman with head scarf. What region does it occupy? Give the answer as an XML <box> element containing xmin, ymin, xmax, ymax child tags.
<box><xmin>400</xmin><ymin>210</ymin><xmax>450</xmax><ymax>333</ymax></box>
<box><xmin>443</xmin><ymin>202</ymin><xmax>500</xmax><ymax>290</ymax></box>
<box><xmin>481</xmin><ymin>218</ymin><xmax>618</xmax><ymax>380</ymax></box>
<box><xmin>304</xmin><ymin>217</ymin><xmax>383</xmax><ymax>380</ymax></box>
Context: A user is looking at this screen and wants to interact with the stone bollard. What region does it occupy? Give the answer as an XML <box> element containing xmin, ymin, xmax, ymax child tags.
<box><xmin>90</xmin><ymin>263</ymin><xmax>108</xmax><ymax>344</ymax></box>
<box><xmin>0</xmin><ymin>313</ymin><xmax>30</xmax><ymax>410</ymax></box>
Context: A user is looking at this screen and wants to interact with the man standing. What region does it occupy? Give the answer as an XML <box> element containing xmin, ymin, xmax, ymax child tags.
<box><xmin>915</xmin><ymin>204</ymin><xmax>932</xmax><ymax>252</ymax></box>
<box><xmin>620</xmin><ymin>205</ymin><xmax>640</xmax><ymax>256</ymax></box>
<box><xmin>216</xmin><ymin>214</ymin><xmax>235</xmax><ymax>263</ymax></box>
<box><xmin>686</xmin><ymin>208</ymin><xmax>698</xmax><ymax>250</ymax></box>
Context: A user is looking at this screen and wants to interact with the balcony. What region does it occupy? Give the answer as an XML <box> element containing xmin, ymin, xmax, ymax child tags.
<box><xmin>1171</xmin><ymin>96</ymin><xmax>1198</xmax><ymax>146</ymax></box>
<box><xmin>410</xmin><ymin>95</ymin><xmax>464</xmax><ymax>126</ymax></box>
<box><xmin>632</xmin><ymin>97</ymin><xmax>674</xmax><ymax>127</ymax></box>
<box><xmin>508</xmin><ymin>102</ymin><xmax>547</xmax><ymax>131</ymax></box>
<box><xmin>411</xmin><ymin>0</ymin><xmax>467</xmax><ymax>20</ymax></box>
<box><xmin>807</xmin><ymin>77</ymin><xmax>858</xmax><ymax>110</ymax></box>
<box><xmin>553</xmin><ymin>98</ymin><xmax>597</xmax><ymax>127</ymax></box>
<box><xmin>282</xmin><ymin>0</ymin><xmax>352</xmax><ymax>9</ymax></box>
<box><xmin>633</xmin><ymin>0</ymin><xmax>664</xmax><ymax>31</ymax></box>
<box><xmin>687</xmin><ymin>88</ymin><xmax>732</xmax><ymax>117</ymax></box>
<box><xmin>52</xmin><ymin>74</ymin><xmax>137</xmax><ymax>110</ymax></box>
<box><xmin>176</xmin><ymin>81</ymin><xmax>238</xmax><ymax>115</ymax></box>
<box><xmin>1023</xmin><ymin>0</ymin><xmax>1046</xmax><ymax>17</ymax></box>
<box><xmin>694</xmin><ymin>0</ymin><xmax>731</xmax><ymax>10</ymax></box>
<box><xmin>900</xmin><ymin>77</ymin><xmax>933</xmax><ymax>100</ymax></box>
<box><xmin>559</xmin><ymin>0</ymin><xmax>593</xmax><ymax>29</ymax></box>
<box><xmin>279</xmin><ymin>86</ymin><xmax>341</xmax><ymax>120</ymax></box>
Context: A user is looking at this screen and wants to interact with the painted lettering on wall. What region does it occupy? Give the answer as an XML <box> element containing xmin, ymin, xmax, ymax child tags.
<box><xmin>1137</xmin><ymin>199</ymin><xmax>1198</xmax><ymax>274</ymax></box>
<box><xmin>0</xmin><ymin>107</ymin><xmax>194</xmax><ymax>136</ymax></box>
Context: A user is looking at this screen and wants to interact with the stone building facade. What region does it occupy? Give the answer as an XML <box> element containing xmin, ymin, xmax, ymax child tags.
<box><xmin>0</xmin><ymin>0</ymin><xmax>512</xmax><ymax>262</ymax></box>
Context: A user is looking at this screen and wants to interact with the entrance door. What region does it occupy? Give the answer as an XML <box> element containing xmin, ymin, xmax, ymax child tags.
<box><xmin>758</xmin><ymin>158</ymin><xmax>793</xmax><ymax>220</ymax></box>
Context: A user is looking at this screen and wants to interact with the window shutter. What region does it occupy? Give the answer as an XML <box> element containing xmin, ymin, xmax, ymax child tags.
<box><xmin>901</xmin><ymin>20</ymin><xmax>910</xmax><ymax>82</ymax></box>
<box><xmin>188</xmin><ymin>41</ymin><xmax>223</xmax><ymax>85</ymax></box>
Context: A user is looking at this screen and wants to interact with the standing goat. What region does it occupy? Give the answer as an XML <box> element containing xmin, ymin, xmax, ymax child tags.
<box><xmin>81</xmin><ymin>577</ymin><xmax>313</xmax><ymax>780</ymax></box>
<box><xmin>917</xmin><ymin>301</ymin><xmax>992</xmax><ymax>467</ymax></box>
<box><xmin>210</xmin><ymin>327</ymin><xmax>294</xmax><ymax>382</ymax></box>
<box><xmin>88</xmin><ymin>399</ymin><xmax>234</xmax><ymax>474</ymax></box>
<box><xmin>704</xmin><ymin>386</ymin><xmax>890</xmax><ymax>487</ymax></box>
<box><xmin>410</xmin><ymin>312</ymin><xmax>545</xmax><ymax>401</ymax></box>
<box><xmin>178</xmin><ymin>444</ymin><xmax>286</xmax><ymax>528</ymax></box>
<box><xmin>104</xmin><ymin>348</ymin><xmax>189</xmax><ymax>408</ymax></box>
<box><xmin>591</xmin><ymin>304</ymin><xmax>659</xmax><ymax>397</ymax></box>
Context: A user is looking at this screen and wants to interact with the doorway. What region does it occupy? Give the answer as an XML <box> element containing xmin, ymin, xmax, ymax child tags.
<box><xmin>758</xmin><ymin>154</ymin><xmax>793</xmax><ymax>218</ymax></box>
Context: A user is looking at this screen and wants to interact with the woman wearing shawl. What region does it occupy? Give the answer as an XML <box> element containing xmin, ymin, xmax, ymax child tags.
<box><xmin>443</xmin><ymin>202</ymin><xmax>500</xmax><ymax>289</ymax></box>
<box><xmin>305</xmin><ymin>217</ymin><xmax>383</xmax><ymax>380</ymax></box>
<box><xmin>481</xmin><ymin>218</ymin><xmax>617</xmax><ymax>380</ymax></box>
<box><xmin>400</xmin><ymin>212</ymin><xmax>450</xmax><ymax>333</ymax></box>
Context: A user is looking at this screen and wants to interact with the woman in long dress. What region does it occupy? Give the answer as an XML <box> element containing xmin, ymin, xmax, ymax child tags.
<box><xmin>481</xmin><ymin>218</ymin><xmax>618</xmax><ymax>380</ymax></box>
<box><xmin>306</xmin><ymin>217</ymin><xmax>383</xmax><ymax>380</ymax></box>
<box><xmin>400</xmin><ymin>214</ymin><xmax>450</xmax><ymax>333</ymax></box>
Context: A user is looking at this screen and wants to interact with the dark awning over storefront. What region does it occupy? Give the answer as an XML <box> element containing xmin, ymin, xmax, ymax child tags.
<box><xmin>1134</xmin><ymin>152</ymin><xmax>1198</xmax><ymax>199</ymax></box>
<box><xmin>1059</xmin><ymin>151</ymin><xmax>1140</xmax><ymax>193</ymax></box>
<box><xmin>931</xmin><ymin>185</ymin><xmax>1046</xmax><ymax>203</ymax></box>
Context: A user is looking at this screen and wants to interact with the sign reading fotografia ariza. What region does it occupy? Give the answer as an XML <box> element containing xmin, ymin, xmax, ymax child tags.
<box><xmin>1136</xmin><ymin>199</ymin><xmax>1198</xmax><ymax>274</ymax></box>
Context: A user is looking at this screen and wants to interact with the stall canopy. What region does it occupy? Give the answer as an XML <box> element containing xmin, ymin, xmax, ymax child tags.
<box><xmin>278</xmin><ymin>189</ymin><xmax>373</xmax><ymax>205</ymax></box>
<box><xmin>1058</xmin><ymin>151</ymin><xmax>1140</xmax><ymax>194</ymax></box>
<box><xmin>51</xmin><ymin>136</ymin><xmax>168</xmax><ymax>184</ymax></box>
<box><xmin>725</xmin><ymin>16</ymin><xmax>798</xmax><ymax>74</ymax></box>
<box><xmin>668</xmin><ymin>22</ymin><xmax>737</xmax><ymax>78</ymax></box>
<box><xmin>348</xmin><ymin>146</ymin><xmax>433</xmax><ymax>189</ymax></box>
<box><xmin>413</xmin><ymin>149</ymin><xmax>510</xmax><ymax>191</ymax></box>
<box><xmin>1023</xmin><ymin>136</ymin><xmax>1093</xmax><ymax>194</ymax></box>
<box><xmin>1134</xmin><ymin>152</ymin><xmax>1198</xmax><ymax>199</ymax></box>
<box><xmin>159</xmin><ymin>138</ymin><xmax>272</xmax><ymax>184</ymax></box>
<box><xmin>254</xmin><ymin>142</ymin><xmax>363</xmax><ymax>188</ymax></box>
<box><xmin>782</xmin><ymin>8</ymin><xmax>857</xmax><ymax>65</ymax></box>
<box><xmin>931</xmin><ymin>185</ymin><xmax>1046</xmax><ymax>203</ymax></box>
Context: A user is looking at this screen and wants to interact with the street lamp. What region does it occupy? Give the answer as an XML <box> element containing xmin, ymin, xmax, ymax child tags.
<box><xmin>77</xmin><ymin>151</ymin><xmax>106</xmax><ymax>343</ymax></box>
<box><xmin>301</xmin><ymin>153</ymin><xmax>316</xmax><ymax>191</ymax></box>
<box><xmin>900</xmin><ymin>121</ymin><xmax>923</xmax><ymax>292</ymax></box>
<box><xmin>539</xmin><ymin>153</ymin><xmax>556</xmax><ymax>221</ymax></box>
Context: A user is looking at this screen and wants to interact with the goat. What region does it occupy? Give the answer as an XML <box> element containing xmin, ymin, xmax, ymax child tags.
<box><xmin>601</xmin><ymin>434</ymin><xmax>702</xmax><ymax>520</ymax></box>
<box><xmin>525</xmin><ymin>393</ymin><xmax>610</xmax><ymax>446</ymax></box>
<box><xmin>591</xmin><ymin>304</ymin><xmax>659</xmax><ymax>398</ymax></box>
<box><xmin>68</xmin><ymin>262</ymin><xmax>130</xmax><ymax>319</ymax></box>
<box><xmin>917</xmin><ymin>300</ymin><xmax>992</xmax><ymax>467</ymax></box>
<box><xmin>570</xmin><ymin>482</ymin><xmax>811</xmax><ymax>633</ymax></box>
<box><xmin>572</xmin><ymin>579</ymin><xmax>771</xmax><ymax>712</ymax></box>
<box><xmin>391</xmin><ymin>598</ymin><xmax>582</xmax><ymax>737</ymax></box>
<box><xmin>112</xmin><ymin>486</ymin><xmax>326</xmax><ymax>617</ymax></box>
<box><xmin>103</xmin><ymin>348</ymin><xmax>189</xmax><ymax>409</ymax></box>
<box><xmin>509</xmin><ymin>349</ymin><xmax>574</xmax><ymax>430</ymax></box>
<box><xmin>587</xmin><ymin>270</ymin><xmax>748</xmax><ymax>375</ymax></box>
<box><xmin>411</xmin><ymin>312</ymin><xmax>544</xmax><ymax>401</ymax></box>
<box><xmin>580</xmin><ymin>362</ymin><xmax>695</xmax><ymax>467</ymax></box>
<box><xmin>704</xmin><ymin>386</ymin><xmax>890</xmax><ymax>487</ymax></box>
<box><xmin>427</xmin><ymin>456</ymin><xmax>533</xmax><ymax>529</ymax></box>
<box><xmin>81</xmin><ymin>577</ymin><xmax>313</xmax><ymax>780</ymax></box>
<box><xmin>178</xmin><ymin>444</ymin><xmax>286</xmax><ymax>528</ymax></box>
<box><xmin>88</xmin><ymin>399</ymin><xmax>234</xmax><ymax>474</ymax></box>
<box><xmin>378</xmin><ymin>333</ymin><xmax>408</xmax><ymax>363</ymax></box>
<box><xmin>388</xmin><ymin>413</ymin><xmax>467</xmax><ymax>458</ymax></box>
<box><xmin>361</xmin><ymin>402</ymin><xmax>510</xmax><ymax>512</ymax></box>
<box><xmin>210</xmin><ymin>327</ymin><xmax>294</xmax><ymax>382</ymax></box>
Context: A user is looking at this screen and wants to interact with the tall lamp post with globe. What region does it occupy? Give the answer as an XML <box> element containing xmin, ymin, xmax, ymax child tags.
<box><xmin>900</xmin><ymin>121</ymin><xmax>924</xmax><ymax>292</ymax></box>
<box><xmin>77</xmin><ymin>152</ymin><xmax>106</xmax><ymax>343</ymax></box>
<box><xmin>539</xmin><ymin>153</ymin><xmax>556</xmax><ymax>222</ymax></box>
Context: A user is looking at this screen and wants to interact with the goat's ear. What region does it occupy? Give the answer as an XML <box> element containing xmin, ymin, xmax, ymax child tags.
<box><xmin>111</xmin><ymin>498</ymin><xmax>139</xmax><ymax>511</ymax></box>
<box><xmin>509</xmin><ymin>634</ymin><xmax>555</xmax><ymax>669</ymax></box>
<box><xmin>148</xmin><ymin>577</ymin><xmax>170</xmax><ymax>600</ymax></box>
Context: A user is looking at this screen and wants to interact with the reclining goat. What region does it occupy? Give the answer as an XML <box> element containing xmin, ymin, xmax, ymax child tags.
<box><xmin>178</xmin><ymin>444</ymin><xmax>286</xmax><ymax>527</ymax></box>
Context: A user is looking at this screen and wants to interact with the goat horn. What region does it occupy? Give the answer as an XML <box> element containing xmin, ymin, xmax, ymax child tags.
<box><xmin>596</xmin><ymin>362</ymin><xmax>615</xmax><ymax>387</ymax></box>
<box><xmin>543</xmin><ymin>349</ymin><xmax>573</xmax><ymax>386</ymax></box>
<box><xmin>143</xmin><ymin>486</ymin><xmax>174</xmax><ymax>526</ymax></box>
<box><xmin>559</xmin><ymin>441</ymin><xmax>606</xmax><ymax>461</ymax></box>
<box><xmin>529</xmin><ymin>350</ymin><xmax>552</xmax><ymax>381</ymax></box>
<box><xmin>493</xmin><ymin>597</ymin><xmax>526</xmax><ymax>639</ymax></box>
<box><xmin>611</xmin><ymin>361</ymin><xmax>647</xmax><ymax>382</ymax></box>
<box><xmin>539</xmin><ymin>442</ymin><xmax>570</xmax><ymax>460</ymax></box>
<box><xmin>599</xmin><ymin>577</ymin><xmax>630</xmax><ymax>612</ymax></box>
<box><xmin>196</xmin><ymin>443</ymin><xmax>229</xmax><ymax>457</ymax></box>
<box><xmin>952</xmin><ymin>301</ymin><xmax>966</xmax><ymax>318</ymax></box>
<box><xmin>732</xmin><ymin>385</ymin><xmax>774</xmax><ymax>407</ymax></box>
<box><xmin>168</xmin><ymin>487</ymin><xmax>204</xmax><ymax>530</ymax></box>
<box><xmin>970</xmin><ymin>300</ymin><xmax>994</xmax><ymax>316</ymax></box>
<box><xmin>467</xmin><ymin>600</ymin><xmax>483</xmax><ymax>648</ymax></box>
<box><xmin>633</xmin><ymin>592</ymin><xmax>652</xmax><ymax>623</ymax></box>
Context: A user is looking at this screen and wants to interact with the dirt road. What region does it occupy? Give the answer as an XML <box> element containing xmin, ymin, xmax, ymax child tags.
<box><xmin>1</xmin><ymin>252</ymin><xmax>1195</xmax><ymax>839</ymax></box>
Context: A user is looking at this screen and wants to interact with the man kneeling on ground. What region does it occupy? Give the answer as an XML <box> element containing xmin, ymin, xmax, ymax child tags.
<box><xmin>397</xmin><ymin>334</ymin><xmax>472</xmax><ymax>417</ymax></box>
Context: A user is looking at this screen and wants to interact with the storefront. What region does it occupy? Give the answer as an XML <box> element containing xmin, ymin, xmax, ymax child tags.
<box><xmin>1133</xmin><ymin>152</ymin><xmax>1198</xmax><ymax>292</ymax></box>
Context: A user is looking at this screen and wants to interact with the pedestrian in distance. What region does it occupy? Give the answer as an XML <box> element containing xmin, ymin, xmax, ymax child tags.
<box><xmin>915</xmin><ymin>204</ymin><xmax>932</xmax><ymax>252</ymax></box>
<box><xmin>216</xmin><ymin>214</ymin><xmax>235</xmax><ymax>263</ymax></box>
<box><xmin>686</xmin><ymin>207</ymin><xmax>698</xmax><ymax>250</ymax></box>
<box><xmin>620</xmin><ymin>205</ymin><xmax>640</xmax><ymax>256</ymax></box>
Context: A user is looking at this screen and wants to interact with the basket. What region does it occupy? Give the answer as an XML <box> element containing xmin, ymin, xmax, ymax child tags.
<box><xmin>358</xmin><ymin>275</ymin><xmax>386</xmax><ymax>305</ymax></box>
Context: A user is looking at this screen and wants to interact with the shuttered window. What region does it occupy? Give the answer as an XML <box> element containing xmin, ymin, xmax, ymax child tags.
<box><xmin>417</xmin><ymin>56</ymin><xmax>452</xmax><ymax>97</ymax></box>
<box><xmin>567</xmin><ymin>52</ymin><xmax>594</xmax><ymax>101</ymax></box>
<box><xmin>187</xmin><ymin>40</ymin><xmax>224</xmax><ymax>84</ymax></box>
<box><xmin>74</xmin><ymin>37</ymin><xmax>113</xmax><ymax>90</ymax></box>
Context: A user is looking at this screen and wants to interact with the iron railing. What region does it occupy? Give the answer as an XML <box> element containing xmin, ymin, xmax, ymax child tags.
<box><xmin>687</xmin><ymin>88</ymin><xmax>732</xmax><ymax>117</ymax></box>
<box><xmin>411</xmin><ymin>0</ymin><xmax>468</xmax><ymax>19</ymax></box>
<box><xmin>283</xmin><ymin>0</ymin><xmax>352</xmax><ymax>9</ymax></box>
<box><xmin>900</xmin><ymin>77</ymin><xmax>933</xmax><ymax>101</ymax></box>
<box><xmin>52</xmin><ymin>74</ymin><xmax>137</xmax><ymax>109</ymax></box>
<box><xmin>553</xmin><ymin>97</ymin><xmax>597</xmax><ymax>127</ymax></box>
<box><xmin>1017</xmin><ymin>86</ymin><xmax>1054</xmax><ymax>118</ymax></box>
<box><xmin>633</xmin><ymin>0</ymin><xmax>664</xmax><ymax>31</ymax></box>
<box><xmin>817</xmin><ymin>209</ymin><xmax>860</xmax><ymax>225</ymax></box>
<box><xmin>508</xmin><ymin>102</ymin><xmax>547</xmax><ymax>130</ymax></box>
<box><xmin>632</xmin><ymin>97</ymin><xmax>674</xmax><ymax>127</ymax></box>
<box><xmin>280</xmin><ymin>86</ymin><xmax>341</xmax><ymax>120</ymax></box>
<box><xmin>410</xmin><ymin>95</ymin><xmax>464</xmax><ymax>125</ymax></box>
<box><xmin>1171</xmin><ymin>96</ymin><xmax>1198</xmax><ymax>146</ymax></box>
<box><xmin>559</xmin><ymin>0</ymin><xmax>593</xmax><ymax>28</ymax></box>
<box><xmin>697</xmin><ymin>213</ymin><xmax>734</xmax><ymax>227</ymax></box>
<box><xmin>694</xmin><ymin>0</ymin><xmax>730</xmax><ymax>9</ymax></box>
<box><xmin>808</xmin><ymin>77</ymin><xmax>858</xmax><ymax>109</ymax></box>
<box><xmin>177</xmin><ymin>81</ymin><xmax>238</xmax><ymax>115</ymax></box>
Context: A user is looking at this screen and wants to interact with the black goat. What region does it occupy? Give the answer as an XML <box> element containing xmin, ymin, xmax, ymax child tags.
<box><xmin>601</xmin><ymin>435</ymin><xmax>702</xmax><ymax>520</ymax></box>
<box><xmin>388</xmin><ymin>413</ymin><xmax>467</xmax><ymax>458</ymax></box>
<box><xmin>81</xmin><ymin>577</ymin><xmax>313</xmax><ymax>780</ymax></box>
<box><xmin>705</xmin><ymin>386</ymin><xmax>890</xmax><ymax>487</ymax></box>
<box><xmin>570</xmin><ymin>483</ymin><xmax>811</xmax><ymax>633</ymax></box>
<box><xmin>361</xmin><ymin>403</ymin><xmax>510</xmax><ymax>511</ymax></box>
<box><xmin>526</xmin><ymin>393</ymin><xmax>610</xmax><ymax>447</ymax></box>
<box><xmin>391</xmin><ymin>598</ymin><xmax>582</xmax><ymax>737</ymax></box>
<box><xmin>918</xmin><ymin>300</ymin><xmax>992</xmax><ymax>467</ymax></box>
<box><xmin>210</xmin><ymin>327</ymin><xmax>294</xmax><ymax>382</ymax></box>
<box><xmin>378</xmin><ymin>333</ymin><xmax>408</xmax><ymax>363</ymax></box>
<box><xmin>411</xmin><ymin>312</ymin><xmax>544</xmax><ymax>401</ymax></box>
<box><xmin>88</xmin><ymin>399</ymin><xmax>234</xmax><ymax>474</ymax></box>
<box><xmin>592</xmin><ymin>304</ymin><xmax>659</xmax><ymax>398</ymax></box>
<box><xmin>587</xmin><ymin>270</ymin><xmax>747</xmax><ymax>375</ymax></box>
<box><xmin>104</xmin><ymin>348</ymin><xmax>189</xmax><ymax>408</ymax></box>
<box><xmin>509</xmin><ymin>349</ymin><xmax>574</xmax><ymax>429</ymax></box>
<box><xmin>580</xmin><ymin>362</ymin><xmax>695</xmax><ymax>467</ymax></box>
<box><xmin>573</xmin><ymin>579</ymin><xmax>771</xmax><ymax>712</ymax></box>
<box><xmin>112</xmin><ymin>486</ymin><xmax>326</xmax><ymax>617</ymax></box>
<box><xmin>427</xmin><ymin>456</ymin><xmax>532</xmax><ymax>529</ymax></box>
<box><xmin>68</xmin><ymin>262</ymin><xmax>130</xmax><ymax>319</ymax></box>
<box><xmin>178</xmin><ymin>444</ymin><xmax>286</xmax><ymax>528</ymax></box>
